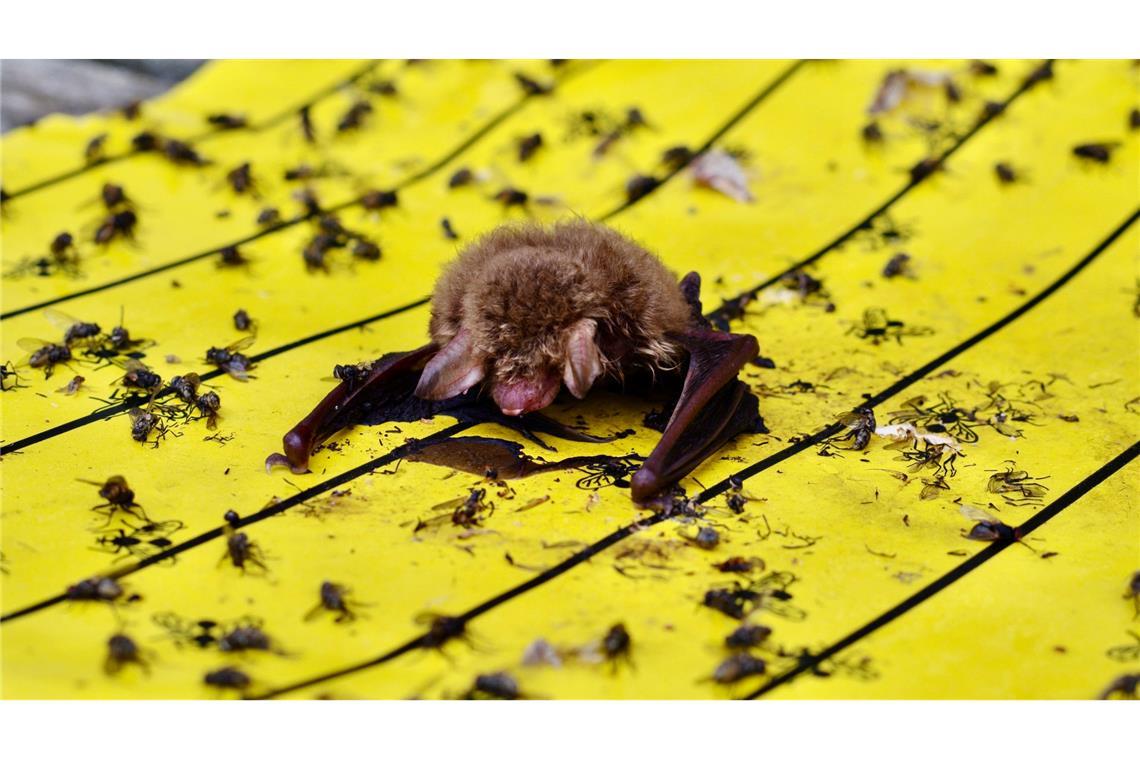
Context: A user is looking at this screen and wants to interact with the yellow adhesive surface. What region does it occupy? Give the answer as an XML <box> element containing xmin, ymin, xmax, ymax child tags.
<box><xmin>1</xmin><ymin>59</ymin><xmax>1138</xmax><ymax>700</ymax></box>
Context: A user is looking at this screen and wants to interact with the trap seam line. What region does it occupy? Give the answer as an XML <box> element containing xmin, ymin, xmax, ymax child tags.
<box><xmin>0</xmin><ymin>59</ymin><xmax>790</xmax><ymax>453</ymax></box>
<box><xmin>0</xmin><ymin>421</ymin><xmax>477</xmax><ymax>624</ymax></box>
<box><xmin>697</xmin><ymin>203</ymin><xmax>1140</xmax><ymax>503</ymax></box>
<box><xmin>598</xmin><ymin>59</ymin><xmax>806</xmax><ymax>222</ymax></box>
<box><xmin>705</xmin><ymin>59</ymin><xmax>1054</xmax><ymax>322</ymax></box>
<box><xmin>2</xmin><ymin>60</ymin><xmax>382</xmax><ymax>202</ymax></box>
<box><xmin>743</xmin><ymin>439</ymin><xmax>1140</xmax><ymax>700</ymax></box>
<box><xmin>0</xmin><ymin>297</ymin><xmax>433</xmax><ymax>456</ymax></box>
<box><xmin>0</xmin><ymin>61</ymin><xmax>589</xmax><ymax>321</ymax></box>
<box><xmin>257</xmin><ymin>202</ymin><xmax>1136</xmax><ymax>698</ymax></box>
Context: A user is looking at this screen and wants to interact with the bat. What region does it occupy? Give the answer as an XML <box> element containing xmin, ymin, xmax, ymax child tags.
<box><xmin>267</xmin><ymin>220</ymin><xmax>764</xmax><ymax>503</ymax></box>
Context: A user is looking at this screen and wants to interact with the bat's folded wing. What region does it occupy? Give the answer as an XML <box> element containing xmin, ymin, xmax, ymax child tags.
<box><xmin>630</xmin><ymin>327</ymin><xmax>762</xmax><ymax>502</ymax></box>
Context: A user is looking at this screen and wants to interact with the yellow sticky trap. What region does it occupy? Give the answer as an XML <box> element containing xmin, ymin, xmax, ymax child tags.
<box><xmin>1</xmin><ymin>59</ymin><xmax>1138</xmax><ymax>699</ymax></box>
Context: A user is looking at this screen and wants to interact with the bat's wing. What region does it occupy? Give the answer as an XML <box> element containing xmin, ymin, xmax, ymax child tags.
<box><xmin>265</xmin><ymin>343</ymin><xmax>438</xmax><ymax>473</ymax></box>
<box><xmin>630</xmin><ymin>327</ymin><xmax>760</xmax><ymax>501</ymax></box>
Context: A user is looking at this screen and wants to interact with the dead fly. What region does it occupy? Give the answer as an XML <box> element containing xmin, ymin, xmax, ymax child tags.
<box><xmin>661</xmin><ymin>145</ymin><xmax>694</xmax><ymax>171</ymax></box>
<box><xmin>332</xmin><ymin>361</ymin><xmax>373</xmax><ymax>388</ymax></box>
<box><xmin>81</xmin><ymin>474</ymin><xmax>146</xmax><ymax>522</ymax></box>
<box><xmin>207</xmin><ymin>113</ymin><xmax>247</xmax><ymax>130</ymax></box>
<box><xmin>361</xmin><ymin>189</ymin><xmax>398</xmax><ymax>211</ymax></box>
<box><xmin>986</xmin><ymin>465</ymin><xmax>1049</xmax><ymax>506</ymax></box>
<box><xmin>51</xmin><ymin>231</ymin><xmax>79</xmax><ymax>260</ymax></box>
<box><xmin>131</xmin><ymin>131</ymin><xmax>160</xmax><ymax>152</ymax></box>
<box><xmin>714</xmin><ymin>556</ymin><xmax>764</xmax><ymax>575</ymax></box>
<box><xmin>104</xmin><ymin>633</ymin><xmax>149</xmax><ymax>675</ymax></box>
<box><xmin>448</xmin><ymin>168</ymin><xmax>475</xmax><ymax>188</ymax></box>
<box><xmin>862</xmin><ymin>122</ymin><xmax>884</xmax><ymax>143</ymax></box>
<box><xmin>256</xmin><ymin>207</ymin><xmax>280</xmax><ymax>226</ymax></box>
<box><xmin>416</xmin><ymin>613</ymin><xmax>470</xmax><ymax>652</ymax></box>
<box><xmin>352</xmin><ymin>240</ymin><xmax>381</xmax><ymax>261</ymax></box>
<box><xmin>725</xmin><ymin>624</ymin><xmax>772</xmax><ymax>650</ymax></box>
<box><xmin>573</xmin><ymin>457</ymin><xmax>642</xmax><ymax>491</ymax></box>
<box><xmin>204</xmin><ymin>666</ymin><xmax>251</xmax><ymax>691</ymax></box>
<box><xmin>1097</xmin><ymin>673</ymin><xmax>1138</xmax><ymax>700</ymax></box>
<box><xmin>218</xmin><ymin>624</ymin><xmax>272</xmax><ymax>653</ymax></box>
<box><xmin>217</xmin><ymin>244</ymin><xmax>251</xmax><ymax>268</ymax></box>
<box><xmin>220</xmin><ymin>528</ymin><xmax>268</xmax><ymax>574</ymax></box>
<box><xmin>626</xmin><ymin>174</ymin><xmax>660</xmax><ymax>203</ymax></box>
<box><xmin>441</xmin><ymin>217</ymin><xmax>459</xmax><ymax>240</ymax></box>
<box><xmin>205</xmin><ymin>335</ymin><xmax>256</xmax><ymax>381</ymax></box>
<box><xmin>1072</xmin><ymin>142</ymin><xmax>1118</xmax><ymax>164</ymax></box>
<box><xmin>830</xmin><ymin>408</ymin><xmax>877</xmax><ymax>451</ymax></box>
<box><xmin>969</xmin><ymin>60</ymin><xmax>999</xmax><ymax>77</ymax></box>
<box><xmin>703</xmin><ymin>584</ymin><xmax>760</xmax><ymax>620</ymax></box>
<box><xmin>304</xmin><ymin>581</ymin><xmax>358</xmax><ymax>623</ymax></box>
<box><xmin>94</xmin><ymin>519</ymin><xmax>184</xmax><ymax>560</ymax></box>
<box><xmin>711</xmin><ymin>652</ymin><xmax>767</xmax><ymax>684</ymax></box>
<box><xmin>416</xmin><ymin>488</ymin><xmax>495</xmax><ymax>531</ymax></box>
<box><xmin>83</xmin><ymin>132</ymin><xmax>110</xmax><ymax>164</ymax></box>
<box><xmin>464</xmin><ymin>672</ymin><xmax>521</xmax><ymax>700</ymax></box>
<box><xmin>724</xmin><ymin>476</ymin><xmax>752</xmax><ymax>514</ymax></box>
<box><xmin>225</xmin><ymin>162</ymin><xmax>258</xmax><ymax>196</ymax></box>
<box><xmin>233</xmin><ymin>309</ymin><xmax>255</xmax><ymax>333</ymax></box>
<box><xmin>368</xmin><ymin>78</ymin><xmax>398</xmax><ymax>97</ymax></box>
<box><xmin>601</xmin><ymin>623</ymin><xmax>633</xmax><ymax>670</ymax></box>
<box><xmin>959</xmin><ymin>505</ymin><xmax>1032</xmax><ymax>550</ymax></box>
<box><xmin>167</xmin><ymin>373</ymin><xmax>202</xmax><ymax>404</ymax></box>
<box><xmin>995</xmin><ymin>162</ymin><xmax>1019</xmax><ymax>184</ymax></box>
<box><xmin>163</xmin><ymin>139</ymin><xmax>209</xmax><ymax>166</ymax></box>
<box><xmin>1125</xmin><ymin>571</ymin><xmax>1140</xmax><ymax>618</ymax></box>
<box><xmin>848</xmin><ymin>308</ymin><xmax>931</xmax><ymax>345</ymax></box>
<box><xmin>128</xmin><ymin>405</ymin><xmax>167</xmax><ymax>444</ymax></box>
<box><xmin>517</xmin><ymin>132</ymin><xmax>543</xmax><ymax>162</ymax></box>
<box><xmin>18</xmin><ymin>338</ymin><xmax>72</xmax><ymax>377</ymax></box>
<box><xmin>195</xmin><ymin>391</ymin><xmax>222</xmax><ymax>429</ymax></box>
<box><xmin>514</xmin><ymin>72</ymin><xmax>551</xmax><ymax>96</ymax></box>
<box><xmin>882</xmin><ymin>252</ymin><xmax>912</xmax><ymax>279</ymax></box>
<box><xmin>337</xmin><ymin>101</ymin><xmax>373</xmax><ymax>132</ymax></box>
<box><xmin>494</xmin><ymin>187</ymin><xmax>529</xmax><ymax>208</ymax></box>
<box><xmin>43</xmin><ymin>308</ymin><xmax>102</xmax><ymax>346</ymax></box>
<box><xmin>99</xmin><ymin>183</ymin><xmax>133</xmax><ymax>210</ymax></box>
<box><xmin>84</xmin><ymin>133</ymin><xmax>109</xmax><ymax>164</ymax></box>
<box><xmin>66</xmin><ymin>576</ymin><xmax>123</xmax><ymax>602</ymax></box>
<box><xmin>299</xmin><ymin>105</ymin><xmax>316</xmax><ymax>143</ymax></box>
<box><xmin>94</xmin><ymin>209</ymin><xmax>138</xmax><ymax>244</ymax></box>
<box><xmin>121</xmin><ymin>359</ymin><xmax>163</xmax><ymax>395</ymax></box>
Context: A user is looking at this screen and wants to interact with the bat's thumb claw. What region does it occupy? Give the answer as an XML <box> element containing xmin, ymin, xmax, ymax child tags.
<box><xmin>630</xmin><ymin>467</ymin><xmax>663</xmax><ymax>503</ymax></box>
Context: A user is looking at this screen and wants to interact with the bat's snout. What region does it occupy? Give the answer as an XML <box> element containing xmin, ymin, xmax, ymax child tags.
<box><xmin>492</xmin><ymin>371</ymin><xmax>561</xmax><ymax>416</ymax></box>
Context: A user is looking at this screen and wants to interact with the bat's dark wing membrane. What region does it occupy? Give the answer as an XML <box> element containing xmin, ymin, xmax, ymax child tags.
<box><xmin>266</xmin><ymin>344</ymin><xmax>439</xmax><ymax>473</ymax></box>
<box><xmin>630</xmin><ymin>326</ymin><xmax>761</xmax><ymax>502</ymax></box>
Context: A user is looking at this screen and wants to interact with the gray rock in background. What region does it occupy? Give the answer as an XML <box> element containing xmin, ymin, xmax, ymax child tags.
<box><xmin>1</xmin><ymin>59</ymin><xmax>205</xmax><ymax>132</ymax></box>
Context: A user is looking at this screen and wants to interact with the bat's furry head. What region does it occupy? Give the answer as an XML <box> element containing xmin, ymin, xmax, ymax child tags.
<box><xmin>417</xmin><ymin>219</ymin><xmax>692</xmax><ymax>415</ymax></box>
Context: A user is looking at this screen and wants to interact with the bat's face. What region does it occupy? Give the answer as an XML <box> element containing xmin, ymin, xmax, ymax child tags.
<box><xmin>414</xmin><ymin>317</ymin><xmax>604</xmax><ymax>417</ymax></box>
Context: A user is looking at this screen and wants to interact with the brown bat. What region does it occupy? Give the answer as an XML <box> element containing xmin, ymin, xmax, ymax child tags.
<box><xmin>267</xmin><ymin>220</ymin><xmax>763</xmax><ymax>502</ymax></box>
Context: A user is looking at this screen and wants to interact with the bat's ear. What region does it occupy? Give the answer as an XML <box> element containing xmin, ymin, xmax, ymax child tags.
<box><xmin>563</xmin><ymin>318</ymin><xmax>603</xmax><ymax>399</ymax></box>
<box><xmin>415</xmin><ymin>328</ymin><xmax>486</xmax><ymax>400</ymax></box>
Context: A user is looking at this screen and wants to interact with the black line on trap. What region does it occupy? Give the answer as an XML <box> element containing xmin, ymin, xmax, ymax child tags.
<box><xmin>254</xmin><ymin>205</ymin><xmax>1135</xmax><ymax>698</ymax></box>
<box><xmin>745</xmin><ymin>440</ymin><xmax>1140</xmax><ymax>699</ymax></box>
<box><xmin>706</xmin><ymin>59</ymin><xmax>1054</xmax><ymax>324</ymax></box>
<box><xmin>2</xmin><ymin>61</ymin><xmax>381</xmax><ymax>202</ymax></box>
<box><xmin>0</xmin><ymin>422</ymin><xmax>474</xmax><ymax>624</ymax></box>
<box><xmin>598</xmin><ymin>59</ymin><xmax>806</xmax><ymax>221</ymax></box>
<box><xmin>0</xmin><ymin>62</ymin><xmax>797</xmax><ymax>452</ymax></box>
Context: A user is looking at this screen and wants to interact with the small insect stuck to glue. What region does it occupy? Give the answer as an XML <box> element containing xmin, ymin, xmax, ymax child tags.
<box><xmin>304</xmin><ymin>581</ymin><xmax>359</xmax><ymax>623</ymax></box>
<box><xmin>205</xmin><ymin>335</ymin><xmax>256</xmax><ymax>381</ymax></box>
<box><xmin>1124</xmin><ymin>570</ymin><xmax>1140</xmax><ymax>619</ymax></box>
<box><xmin>220</xmin><ymin>527</ymin><xmax>269</xmax><ymax>574</ymax></box>
<box><xmin>959</xmin><ymin>505</ymin><xmax>1035</xmax><ymax>552</ymax></box>
<box><xmin>105</xmin><ymin>633</ymin><xmax>150</xmax><ymax>675</ymax></box>
<box><xmin>267</xmin><ymin>221</ymin><xmax>764</xmax><ymax>503</ymax></box>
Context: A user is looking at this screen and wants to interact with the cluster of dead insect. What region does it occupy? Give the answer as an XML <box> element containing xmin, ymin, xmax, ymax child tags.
<box><xmin>130</xmin><ymin>130</ymin><xmax>210</xmax><ymax>166</ymax></box>
<box><xmin>703</xmin><ymin>571</ymin><xmax>804</xmax><ymax>623</ymax></box>
<box><xmin>92</xmin><ymin>182</ymin><xmax>139</xmax><ymax>245</ymax></box>
<box><xmin>16</xmin><ymin>308</ymin><xmax>145</xmax><ymax>380</ymax></box>
<box><xmin>301</xmin><ymin>214</ymin><xmax>382</xmax><ymax>271</ymax></box>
